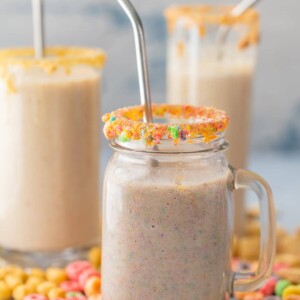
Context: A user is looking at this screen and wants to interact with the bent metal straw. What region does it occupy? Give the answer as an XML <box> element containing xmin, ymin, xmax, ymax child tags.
<box><xmin>116</xmin><ymin>0</ymin><xmax>153</xmax><ymax>123</ymax></box>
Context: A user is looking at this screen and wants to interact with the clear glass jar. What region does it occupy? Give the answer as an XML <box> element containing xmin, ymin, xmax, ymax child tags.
<box><xmin>0</xmin><ymin>47</ymin><xmax>106</xmax><ymax>267</ymax></box>
<box><xmin>165</xmin><ymin>5</ymin><xmax>260</xmax><ymax>234</ymax></box>
<box><xmin>102</xmin><ymin>106</ymin><xmax>275</xmax><ymax>299</ymax></box>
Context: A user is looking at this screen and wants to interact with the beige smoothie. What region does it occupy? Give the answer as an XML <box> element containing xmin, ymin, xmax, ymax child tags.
<box><xmin>0</xmin><ymin>48</ymin><xmax>105</xmax><ymax>254</ymax></box>
<box><xmin>102</xmin><ymin>165</ymin><xmax>231</xmax><ymax>299</ymax></box>
<box><xmin>167</xmin><ymin>54</ymin><xmax>254</xmax><ymax>170</ymax></box>
<box><xmin>165</xmin><ymin>6</ymin><xmax>259</xmax><ymax>234</ymax></box>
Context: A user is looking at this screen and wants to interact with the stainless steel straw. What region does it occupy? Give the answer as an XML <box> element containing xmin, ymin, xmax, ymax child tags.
<box><xmin>116</xmin><ymin>0</ymin><xmax>153</xmax><ymax>123</ymax></box>
<box><xmin>32</xmin><ymin>0</ymin><xmax>45</xmax><ymax>58</ymax></box>
<box><xmin>216</xmin><ymin>0</ymin><xmax>262</xmax><ymax>60</ymax></box>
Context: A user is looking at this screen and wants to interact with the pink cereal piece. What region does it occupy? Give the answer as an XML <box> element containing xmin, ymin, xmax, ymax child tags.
<box><xmin>259</xmin><ymin>277</ymin><xmax>277</xmax><ymax>296</ymax></box>
<box><xmin>24</xmin><ymin>294</ymin><xmax>48</xmax><ymax>300</ymax></box>
<box><xmin>273</xmin><ymin>262</ymin><xmax>288</xmax><ymax>272</ymax></box>
<box><xmin>60</xmin><ymin>280</ymin><xmax>83</xmax><ymax>292</ymax></box>
<box><xmin>78</xmin><ymin>269</ymin><xmax>100</xmax><ymax>289</ymax></box>
<box><xmin>66</xmin><ymin>261</ymin><xmax>92</xmax><ymax>281</ymax></box>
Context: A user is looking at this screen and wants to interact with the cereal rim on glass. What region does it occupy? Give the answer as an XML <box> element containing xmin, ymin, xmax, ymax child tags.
<box><xmin>102</xmin><ymin>104</ymin><xmax>229</xmax><ymax>147</ymax></box>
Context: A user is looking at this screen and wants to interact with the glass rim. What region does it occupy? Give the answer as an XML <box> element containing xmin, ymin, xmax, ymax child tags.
<box><xmin>109</xmin><ymin>133</ymin><xmax>229</xmax><ymax>155</ymax></box>
<box><xmin>0</xmin><ymin>46</ymin><xmax>106</xmax><ymax>70</ymax></box>
<box><xmin>164</xmin><ymin>4</ymin><xmax>260</xmax><ymax>28</ymax></box>
<box><xmin>102</xmin><ymin>104</ymin><xmax>229</xmax><ymax>148</ymax></box>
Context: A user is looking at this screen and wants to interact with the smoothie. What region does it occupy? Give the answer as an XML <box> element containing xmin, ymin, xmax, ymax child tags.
<box><xmin>0</xmin><ymin>48</ymin><xmax>105</xmax><ymax>254</ymax></box>
<box><xmin>167</xmin><ymin>55</ymin><xmax>254</xmax><ymax>170</ymax></box>
<box><xmin>102</xmin><ymin>166</ymin><xmax>231</xmax><ymax>299</ymax></box>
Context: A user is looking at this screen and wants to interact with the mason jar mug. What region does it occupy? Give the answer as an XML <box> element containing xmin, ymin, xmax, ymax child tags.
<box><xmin>101</xmin><ymin>104</ymin><xmax>276</xmax><ymax>300</ymax></box>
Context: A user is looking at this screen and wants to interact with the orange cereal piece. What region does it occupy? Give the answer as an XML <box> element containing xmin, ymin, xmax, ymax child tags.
<box><xmin>243</xmin><ymin>292</ymin><xmax>264</xmax><ymax>300</ymax></box>
<box><xmin>48</xmin><ymin>287</ymin><xmax>65</xmax><ymax>299</ymax></box>
<box><xmin>84</xmin><ymin>276</ymin><xmax>101</xmax><ymax>296</ymax></box>
<box><xmin>4</xmin><ymin>274</ymin><xmax>22</xmax><ymax>289</ymax></box>
<box><xmin>36</xmin><ymin>281</ymin><xmax>57</xmax><ymax>296</ymax></box>
<box><xmin>46</xmin><ymin>268</ymin><xmax>67</xmax><ymax>285</ymax></box>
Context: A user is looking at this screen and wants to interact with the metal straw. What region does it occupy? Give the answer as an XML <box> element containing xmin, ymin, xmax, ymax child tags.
<box><xmin>116</xmin><ymin>0</ymin><xmax>153</xmax><ymax>123</ymax></box>
<box><xmin>216</xmin><ymin>0</ymin><xmax>262</xmax><ymax>60</ymax></box>
<box><xmin>32</xmin><ymin>0</ymin><xmax>45</xmax><ymax>59</ymax></box>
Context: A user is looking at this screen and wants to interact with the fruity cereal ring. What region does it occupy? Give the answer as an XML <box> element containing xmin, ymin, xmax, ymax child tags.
<box><xmin>102</xmin><ymin>104</ymin><xmax>229</xmax><ymax>147</ymax></box>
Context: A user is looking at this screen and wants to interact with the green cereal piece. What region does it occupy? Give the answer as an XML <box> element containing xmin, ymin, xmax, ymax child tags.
<box><xmin>110</xmin><ymin>116</ymin><xmax>116</xmax><ymax>122</ymax></box>
<box><xmin>168</xmin><ymin>126</ymin><xmax>180</xmax><ymax>139</ymax></box>
<box><xmin>119</xmin><ymin>133</ymin><xmax>130</xmax><ymax>143</ymax></box>
<box><xmin>275</xmin><ymin>279</ymin><xmax>291</xmax><ymax>296</ymax></box>
<box><xmin>66</xmin><ymin>291</ymin><xmax>84</xmax><ymax>298</ymax></box>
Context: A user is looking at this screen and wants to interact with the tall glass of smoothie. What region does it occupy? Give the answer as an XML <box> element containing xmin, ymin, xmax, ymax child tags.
<box><xmin>102</xmin><ymin>104</ymin><xmax>275</xmax><ymax>300</ymax></box>
<box><xmin>165</xmin><ymin>5</ymin><xmax>260</xmax><ymax>234</ymax></box>
<box><xmin>0</xmin><ymin>47</ymin><xmax>106</xmax><ymax>267</ymax></box>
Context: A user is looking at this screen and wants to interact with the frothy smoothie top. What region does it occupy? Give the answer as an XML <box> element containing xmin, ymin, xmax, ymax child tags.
<box><xmin>165</xmin><ymin>5</ymin><xmax>260</xmax><ymax>49</ymax></box>
<box><xmin>0</xmin><ymin>47</ymin><xmax>106</xmax><ymax>72</ymax></box>
<box><xmin>102</xmin><ymin>104</ymin><xmax>229</xmax><ymax>147</ymax></box>
<box><xmin>0</xmin><ymin>47</ymin><xmax>106</xmax><ymax>92</ymax></box>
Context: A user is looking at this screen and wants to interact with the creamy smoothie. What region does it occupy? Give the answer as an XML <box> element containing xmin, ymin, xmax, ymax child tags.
<box><xmin>0</xmin><ymin>48</ymin><xmax>105</xmax><ymax>256</ymax></box>
<box><xmin>103</xmin><ymin>166</ymin><xmax>231</xmax><ymax>299</ymax></box>
<box><xmin>165</xmin><ymin>5</ymin><xmax>259</xmax><ymax>234</ymax></box>
<box><xmin>167</xmin><ymin>55</ymin><xmax>254</xmax><ymax>169</ymax></box>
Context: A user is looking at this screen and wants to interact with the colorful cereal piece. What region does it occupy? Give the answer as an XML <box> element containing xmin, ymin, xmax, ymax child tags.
<box><xmin>27</xmin><ymin>268</ymin><xmax>46</xmax><ymax>279</ymax></box>
<box><xmin>66</xmin><ymin>291</ymin><xmax>85</xmax><ymax>297</ymax></box>
<box><xmin>88</xmin><ymin>295</ymin><xmax>101</xmax><ymax>300</ymax></box>
<box><xmin>24</xmin><ymin>294</ymin><xmax>48</xmax><ymax>300</ymax></box>
<box><xmin>88</xmin><ymin>247</ymin><xmax>101</xmax><ymax>269</ymax></box>
<box><xmin>259</xmin><ymin>277</ymin><xmax>277</xmax><ymax>296</ymax></box>
<box><xmin>273</xmin><ymin>263</ymin><xmax>289</xmax><ymax>273</ymax></box>
<box><xmin>243</xmin><ymin>292</ymin><xmax>263</xmax><ymax>300</ymax></box>
<box><xmin>26</xmin><ymin>276</ymin><xmax>44</xmax><ymax>291</ymax></box>
<box><xmin>4</xmin><ymin>274</ymin><xmax>22</xmax><ymax>289</ymax></box>
<box><xmin>13</xmin><ymin>284</ymin><xmax>30</xmax><ymax>300</ymax></box>
<box><xmin>60</xmin><ymin>280</ymin><xmax>82</xmax><ymax>292</ymax></box>
<box><xmin>7</xmin><ymin>266</ymin><xmax>27</xmax><ymax>282</ymax></box>
<box><xmin>283</xmin><ymin>285</ymin><xmax>300</xmax><ymax>298</ymax></box>
<box><xmin>284</xmin><ymin>296</ymin><xmax>300</xmax><ymax>300</ymax></box>
<box><xmin>78</xmin><ymin>269</ymin><xmax>100</xmax><ymax>289</ymax></box>
<box><xmin>46</xmin><ymin>268</ymin><xmax>68</xmax><ymax>285</ymax></box>
<box><xmin>48</xmin><ymin>287</ymin><xmax>65</xmax><ymax>299</ymax></box>
<box><xmin>36</xmin><ymin>281</ymin><xmax>57</xmax><ymax>296</ymax></box>
<box><xmin>0</xmin><ymin>281</ymin><xmax>12</xmax><ymax>299</ymax></box>
<box><xmin>84</xmin><ymin>276</ymin><xmax>101</xmax><ymax>296</ymax></box>
<box><xmin>66</xmin><ymin>291</ymin><xmax>87</xmax><ymax>299</ymax></box>
<box><xmin>276</xmin><ymin>279</ymin><xmax>292</xmax><ymax>296</ymax></box>
<box><xmin>66</xmin><ymin>261</ymin><xmax>92</xmax><ymax>281</ymax></box>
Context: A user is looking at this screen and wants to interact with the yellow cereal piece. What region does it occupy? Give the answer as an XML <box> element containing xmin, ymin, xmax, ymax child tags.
<box><xmin>0</xmin><ymin>269</ymin><xmax>9</xmax><ymax>281</ymax></box>
<box><xmin>277</xmin><ymin>268</ymin><xmax>300</xmax><ymax>284</ymax></box>
<box><xmin>36</xmin><ymin>281</ymin><xmax>57</xmax><ymax>296</ymax></box>
<box><xmin>0</xmin><ymin>281</ymin><xmax>12</xmax><ymax>299</ymax></box>
<box><xmin>8</xmin><ymin>267</ymin><xmax>27</xmax><ymax>282</ymax></box>
<box><xmin>28</xmin><ymin>268</ymin><xmax>45</xmax><ymax>279</ymax></box>
<box><xmin>48</xmin><ymin>287</ymin><xmax>65</xmax><ymax>299</ymax></box>
<box><xmin>283</xmin><ymin>285</ymin><xmax>300</xmax><ymax>298</ymax></box>
<box><xmin>26</xmin><ymin>276</ymin><xmax>44</xmax><ymax>289</ymax></box>
<box><xmin>46</xmin><ymin>268</ymin><xmax>67</xmax><ymax>285</ymax></box>
<box><xmin>88</xmin><ymin>247</ymin><xmax>102</xmax><ymax>269</ymax></box>
<box><xmin>4</xmin><ymin>274</ymin><xmax>22</xmax><ymax>289</ymax></box>
<box><xmin>12</xmin><ymin>284</ymin><xmax>30</xmax><ymax>300</ymax></box>
<box><xmin>84</xmin><ymin>276</ymin><xmax>101</xmax><ymax>296</ymax></box>
<box><xmin>25</xmin><ymin>281</ymin><xmax>36</xmax><ymax>294</ymax></box>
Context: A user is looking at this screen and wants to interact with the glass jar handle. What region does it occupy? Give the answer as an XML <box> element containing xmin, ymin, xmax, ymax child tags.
<box><xmin>230</xmin><ymin>167</ymin><xmax>276</xmax><ymax>293</ymax></box>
